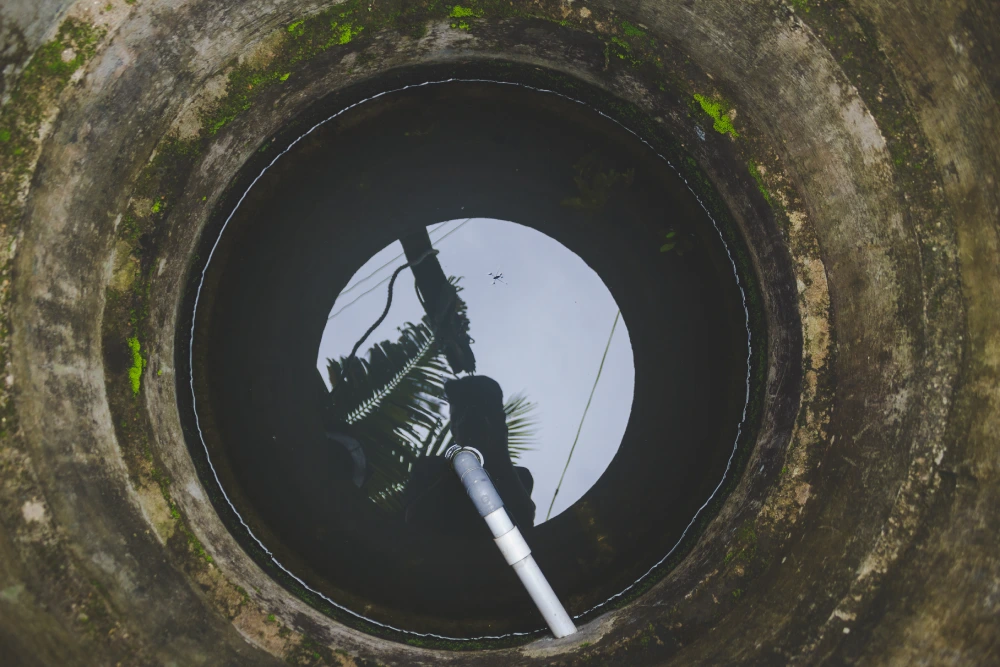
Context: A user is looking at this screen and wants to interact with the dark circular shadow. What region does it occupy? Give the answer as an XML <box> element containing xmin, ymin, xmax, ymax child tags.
<box><xmin>182</xmin><ymin>76</ymin><xmax>757</xmax><ymax>639</ymax></box>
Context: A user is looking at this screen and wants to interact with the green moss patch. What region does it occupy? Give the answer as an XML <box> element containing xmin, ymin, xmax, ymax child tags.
<box><xmin>621</xmin><ymin>20</ymin><xmax>646</xmax><ymax>38</ymax></box>
<box><xmin>449</xmin><ymin>5</ymin><xmax>481</xmax><ymax>18</ymax></box>
<box><xmin>126</xmin><ymin>336</ymin><xmax>145</xmax><ymax>395</ymax></box>
<box><xmin>693</xmin><ymin>93</ymin><xmax>739</xmax><ymax>138</ymax></box>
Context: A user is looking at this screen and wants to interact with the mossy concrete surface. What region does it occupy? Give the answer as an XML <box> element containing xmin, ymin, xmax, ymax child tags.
<box><xmin>0</xmin><ymin>0</ymin><xmax>996</xmax><ymax>664</ymax></box>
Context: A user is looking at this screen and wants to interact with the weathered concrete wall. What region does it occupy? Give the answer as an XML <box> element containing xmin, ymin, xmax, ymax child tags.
<box><xmin>0</xmin><ymin>0</ymin><xmax>996</xmax><ymax>665</ymax></box>
<box><xmin>0</xmin><ymin>0</ymin><xmax>75</xmax><ymax>99</ymax></box>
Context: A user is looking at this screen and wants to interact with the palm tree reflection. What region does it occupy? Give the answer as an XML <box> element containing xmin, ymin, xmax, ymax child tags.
<box><xmin>324</xmin><ymin>305</ymin><xmax>540</xmax><ymax>524</ymax></box>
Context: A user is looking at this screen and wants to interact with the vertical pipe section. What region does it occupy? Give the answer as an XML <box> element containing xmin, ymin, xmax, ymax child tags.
<box><xmin>447</xmin><ymin>446</ymin><xmax>577</xmax><ymax>638</ymax></box>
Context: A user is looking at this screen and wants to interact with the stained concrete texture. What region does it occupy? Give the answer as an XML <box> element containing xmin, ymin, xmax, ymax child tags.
<box><xmin>0</xmin><ymin>0</ymin><xmax>997</xmax><ymax>665</ymax></box>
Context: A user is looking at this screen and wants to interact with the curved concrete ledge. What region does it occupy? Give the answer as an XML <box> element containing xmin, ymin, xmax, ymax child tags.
<box><xmin>0</xmin><ymin>0</ymin><xmax>996</xmax><ymax>664</ymax></box>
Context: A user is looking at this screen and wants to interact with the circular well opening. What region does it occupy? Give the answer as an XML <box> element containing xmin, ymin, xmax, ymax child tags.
<box><xmin>182</xmin><ymin>76</ymin><xmax>756</xmax><ymax>642</ymax></box>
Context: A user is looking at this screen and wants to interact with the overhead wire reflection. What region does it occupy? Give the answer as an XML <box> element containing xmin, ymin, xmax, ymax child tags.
<box><xmin>327</xmin><ymin>218</ymin><xmax>473</xmax><ymax>321</ymax></box>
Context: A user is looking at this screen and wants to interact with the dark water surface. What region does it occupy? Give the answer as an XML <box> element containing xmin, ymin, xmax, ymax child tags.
<box><xmin>185</xmin><ymin>79</ymin><xmax>752</xmax><ymax>639</ymax></box>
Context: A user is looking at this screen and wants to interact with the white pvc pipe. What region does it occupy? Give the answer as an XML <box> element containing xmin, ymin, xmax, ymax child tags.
<box><xmin>448</xmin><ymin>447</ymin><xmax>577</xmax><ymax>638</ymax></box>
<box><xmin>511</xmin><ymin>555</ymin><xmax>577</xmax><ymax>638</ymax></box>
